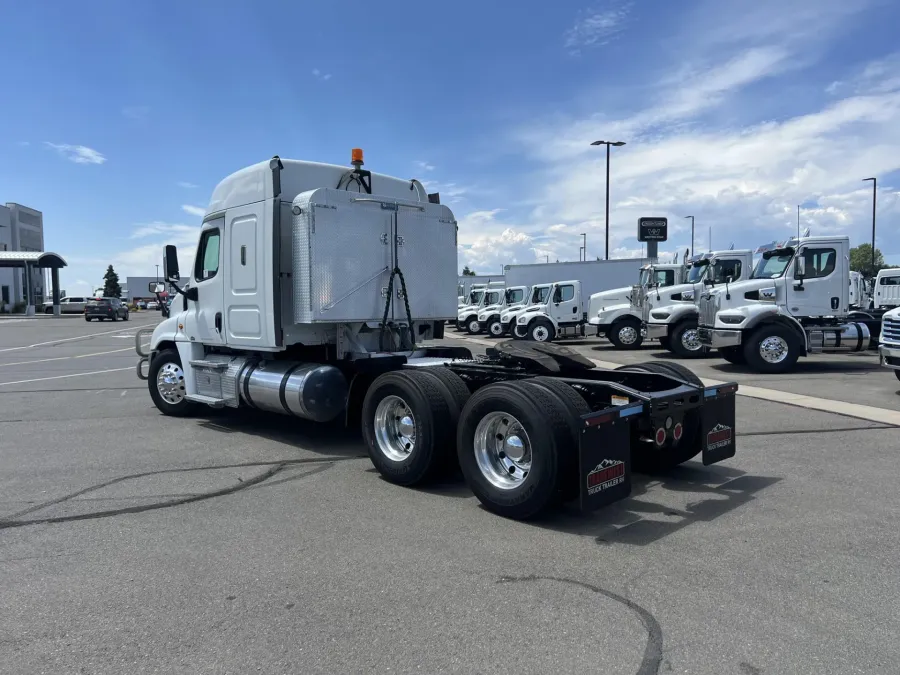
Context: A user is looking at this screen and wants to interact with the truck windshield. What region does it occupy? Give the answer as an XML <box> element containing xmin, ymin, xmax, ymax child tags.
<box><xmin>468</xmin><ymin>290</ymin><xmax>483</xmax><ymax>304</ymax></box>
<box><xmin>484</xmin><ymin>291</ymin><xmax>501</xmax><ymax>305</ymax></box>
<box><xmin>752</xmin><ymin>252</ymin><xmax>793</xmax><ymax>279</ymax></box>
<box><xmin>639</xmin><ymin>268</ymin><xmax>651</xmax><ymax>286</ymax></box>
<box><xmin>531</xmin><ymin>287</ymin><xmax>550</xmax><ymax>303</ymax></box>
<box><xmin>506</xmin><ymin>288</ymin><xmax>524</xmax><ymax>304</ymax></box>
<box><xmin>686</xmin><ymin>263</ymin><xmax>708</xmax><ymax>283</ymax></box>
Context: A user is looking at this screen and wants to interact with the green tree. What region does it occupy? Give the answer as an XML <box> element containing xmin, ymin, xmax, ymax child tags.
<box><xmin>849</xmin><ymin>244</ymin><xmax>886</xmax><ymax>277</ymax></box>
<box><xmin>103</xmin><ymin>265</ymin><xmax>122</xmax><ymax>298</ymax></box>
<box><xmin>461</xmin><ymin>266</ymin><xmax>476</xmax><ymax>276</ymax></box>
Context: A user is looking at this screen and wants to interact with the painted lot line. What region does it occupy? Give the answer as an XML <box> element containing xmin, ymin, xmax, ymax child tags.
<box><xmin>0</xmin><ymin>367</ymin><xmax>134</xmax><ymax>387</ymax></box>
<box><xmin>0</xmin><ymin>347</ymin><xmax>135</xmax><ymax>368</ymax></box>
<box><xmin>0</xmin><ymin>325</ymin><xmax>148</xmax><ymax>353</ymax></box>
<box><xmin>445</xmin><ymin>333</ymin><xmax>900</xmax><ymax>427</ymax></box>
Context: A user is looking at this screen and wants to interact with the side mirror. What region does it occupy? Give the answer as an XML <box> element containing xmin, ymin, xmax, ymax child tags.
<box><xmin>795</xmin><ymin>256</ymin><xmax>807</xmax><ymax>279</ymax></box>
<box><xmin>726</xmin><ymin>275</ymin><xmax>734</xmax><ymax>283</ymax></box>
<box><xmin>163</xmin><ymin>245</ymin><xmax>180</xmax><ymax>282</ymax></box>
<box><xmin>148</xmin><ymin>282</ymin><xmax>165</xmax><ymax>294</ymax></box>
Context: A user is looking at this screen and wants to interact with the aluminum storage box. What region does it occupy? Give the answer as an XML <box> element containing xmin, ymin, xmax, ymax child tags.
<box><xmin>290</xmin><ymin>188</ymin><xmax>458</xmax><ymax>324</ymax></box>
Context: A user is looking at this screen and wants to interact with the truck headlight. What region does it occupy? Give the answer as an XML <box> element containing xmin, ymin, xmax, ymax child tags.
<box><xmin>682</xmin><ymin>290</ymin><xmax>694</xmax><ymax>301</ymax></box>
<box><xmin>719</xmin><ymin>314</ymin><xmax>745</xmax><ymax>324</ymax></box>
<box><xmin>650</xmin><ymin>311</ymin><xmax>671</xmax><ymax>320</ymax></box>
<box><xmin>517</xmin><ymin>316</ymin><xmax>528</xmax><ymax>324</ymax></box>
<box><xmin>477</xmin><ymin>314</ymin><xmax>487</xmax><ymax>321</ymax></box>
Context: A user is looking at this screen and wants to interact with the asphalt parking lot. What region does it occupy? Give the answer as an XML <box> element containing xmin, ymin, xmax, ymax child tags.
<box><xmin>2</xmin><ymin>316</ymin><xmax>899</xmax><ymax>674</ymax></box>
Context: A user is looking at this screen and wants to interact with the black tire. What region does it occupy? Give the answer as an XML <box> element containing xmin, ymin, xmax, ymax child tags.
<box><xmin>84</xmin><ymin>316</ymin><xmax>91</xmax><ymax>322</ymax></box>
<box><xmin>148</xmin><ymin>348</ymin><xmax>199</xmax><ymax>417</ymax></box>
<box><xmin>719</xmin><ymin>346</ymin><xmax>746</xmax><ymax>365</ymax></box>
<box><xmin>743</xmin><ymin>324</ymin><xmax>800</xmax><ymax>374</ymax></box>
<box><xmin>486</xmin><ymin>318</ymin><xmax>504</xmax><ymax>338</ymax></box>
<box><xmin>526</xmin><ymin>318</ymin><xmax>555</xmax><ymax>342</ymax></box>
<box><xmin>413</xmin><ymin>367</ymin><xmax>471</xmax><ymax>418</ymax></box>
<box><xmin>457</xmin><ymin>381</ymin><xmax>572</xmax><ymax>520</ymax></box>
<box><xmin>362</xmin><ymin>370</ymin><xmax>456</xmax><ymax>486</ymax></box>
<box><xmin>123</xmin><ymin>311</ymin><xmax>129</xmax><ymax>321</ymax></box>
<box><xmin>894</xmin><ymin>369</ymin><xmax>900</xmax><ymax>382</ymax></box>
<box><xmin>613</xmin><ymin>362</ymin><xmax>703</xmax><ymax>471</ymax></box>
<box><xmin>658</xmin><ymin>336</ymin><xmax>670</xmax><ymax>351</ymax></box>
<box><xmin>466</xmin><ymin>316</ymin><xmax>481</xmax><ymax>335</ymax></box>
<box><xmin>45</xmin><ymin>307</ymin><xmax>52</xmax><ymax>314</ymax></box>
<box><xmin>669</xmin><ymin>320</ymin><xmax>708</xmax><ymax>358</ymax></box>
<box><xmin>521</xmin><ymin>376</ymin><xmax>590</xmax><ymax>501</ymax></box>
<box><xmin>608</xmin><ymin>318</ymin><xmax>643</xmax><ymax>349</ymax></box>
<box><xmin>111</xmin><ymin>312</ymin><xmax>118</xmax><ymax>322</ymax></box>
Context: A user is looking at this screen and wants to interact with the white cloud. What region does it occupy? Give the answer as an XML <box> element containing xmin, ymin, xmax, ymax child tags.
<box><xmin>564</xmin><ymin>2</ymin><xmax>631</xmax><ymax>54</ymax></box>
<box><xmin>415</xmin><ymin>161</ymin><xmax>435</xmax><ymax>172</ymax></box>
<box><xmin>177</xmin><ymin>181</ymin><xmax>198</xmax><ymax>189</ymax></box>
<box><xmin>44</xmin><ymin>142</ymin><xmax>106</xmax><ymax>165</ymax></box>
<box><xmin>122</xmin><ymin>105</ymin><xmax>150</xmax><ymax>121</ymax></box>
<box><xmin>181</xmin><ymin>205</ymin><xmax>206</xmax><ymax>217</ymax></box>
<box><xmin>312</xmin><ymin>68</ymin><xmax>332</xmax><ymax>81</ymax></box>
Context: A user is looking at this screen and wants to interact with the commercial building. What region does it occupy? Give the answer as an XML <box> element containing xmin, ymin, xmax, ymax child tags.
<box><xmin>0</xmin><ymin>203</ymin><xmax>46</xmax><ymax>310</ymax></box>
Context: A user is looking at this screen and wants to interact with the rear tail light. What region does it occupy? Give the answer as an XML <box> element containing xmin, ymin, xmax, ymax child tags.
<box><xmin>654</xmin><ymin>427</ymin><xmax>667</xmax><ymax>446</ymax></box>
<box><xmin>673</xmin><ymin>422</ymin><xmax>683</xmax><ymax>442</ymax></box>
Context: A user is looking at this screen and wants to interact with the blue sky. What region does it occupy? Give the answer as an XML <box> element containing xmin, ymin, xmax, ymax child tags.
<box><xmin>2</xmin><ymin>0</ymin><xmax>900</xmax><ymax>294</ymax></box>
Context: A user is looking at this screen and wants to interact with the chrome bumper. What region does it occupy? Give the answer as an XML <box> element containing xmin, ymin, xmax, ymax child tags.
<box><xmin>879</xmin><ymin>344</ymin><xmax>900</xmax><ymax>371</ymax></box>
<box><xmin>698</xmin><ymin>327</ymin><xmax>742</xmax><ymax>349</ymax></box>
<box><xmin>645</xmin><ymin>322</ymin><xmax>668</xmax><ymax>340</ymax></box>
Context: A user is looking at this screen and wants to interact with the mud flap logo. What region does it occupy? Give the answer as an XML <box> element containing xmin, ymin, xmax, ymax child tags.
<box><xmin>706</xmin><ymin>423</ymin><xmax>733</xmax><ymax>451</ymax></box>
<box><xmin>586</xmin><ymin>459</ymin><xmax>625</xmax><ymax>495</ymax></box>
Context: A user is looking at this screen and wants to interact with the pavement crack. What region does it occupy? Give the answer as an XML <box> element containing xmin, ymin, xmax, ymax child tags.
<box><xmin>0</xmin><ymin>455</ymin><xmax>366</xmax><ymax>531</ymax></box>
<box><xmin>497</xmin><ymin>574</ymin><xmax>663</xmax><ymax>675</ymax></box>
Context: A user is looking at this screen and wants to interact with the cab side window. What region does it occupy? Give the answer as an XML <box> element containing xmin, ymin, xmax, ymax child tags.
<box><xmin>880</xmin><ymin>276</ymin><xmax>900</xmax><ymax>286</ymax></box>
<box><xmin>796</xmin><ymin>248</ymin><xmax>836</xmax><ymax>279</ymax></box>
<box><xmin>719</xmin><ymin>260</ymin><xmax>742</xmax><ymax>280</ymax></box>
<box><xmin>195</xmin><ymin>229</ymin><xmax>221</xmax><ymax>281</ymax></box>
<box><xmin>557</xmin><ymin>285</ymin><xmax>575</xmax><ymax>302</ymax></box>
<box><xmin>656</xmin><ymin>270</ymin><xmax>675</xmax><ymax>286</ymax></box>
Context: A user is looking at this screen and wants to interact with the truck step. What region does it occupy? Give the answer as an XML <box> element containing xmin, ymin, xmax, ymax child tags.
<box><xmin>184</xmin><ymin>394</ymin><xmax>227</xmax><ymax>408</ymax></box>
<box><xmin>190</xmin><ymin>359</ymin><xmax>229</xmax><ymax>371</ymax></box>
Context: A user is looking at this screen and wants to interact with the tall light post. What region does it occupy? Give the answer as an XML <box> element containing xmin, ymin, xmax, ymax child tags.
<box><xmin>581</xmin><ymin>233</ymin><xmax>587</xmax><ymax>261</ymax></box>
<box><xmin>684</xmin><ymin>215</ymin><xmax>695</xmax><ymax>258</ymax></box>
<box><xmin>863</xmin><ymin>177</ymin><xmax>877</xmax><ymax>275</ymax></box>
<box><xmin>590</xmin><ymin>140</ymin><xmax>626</xmax><ymax>260</ymax></box>
<box><xmin>155</xmin><ymin>264</ymin><xmax>160</xmax><ymax>283</ymax></box>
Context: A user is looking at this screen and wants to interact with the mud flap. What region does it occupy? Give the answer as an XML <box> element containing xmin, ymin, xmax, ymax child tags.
<box><xmin>700</xmin><ymin>384</ymin><xmax>738</xmax><ymax>465</ymax></box>
<box><xmin>578</xmin><ymin>404</ymin><xmax>641</xmax><ymax>512</ymax></box>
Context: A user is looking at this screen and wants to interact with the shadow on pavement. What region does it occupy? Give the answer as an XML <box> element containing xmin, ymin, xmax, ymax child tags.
<box><xmin>532</xmin><ymin>462</ymin><xmax>781</xmax><ymax>546</ymax></box>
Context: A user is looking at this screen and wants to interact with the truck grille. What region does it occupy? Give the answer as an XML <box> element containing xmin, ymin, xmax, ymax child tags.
<box><xmin>883</xmin><ymin>318</ymin><xmax>900</xmax><ymax>344</ymax></box>
<box><xmin>699</xmin><ymin>295</ymin><xmax>717</xmax><ymax>327</ymax></box>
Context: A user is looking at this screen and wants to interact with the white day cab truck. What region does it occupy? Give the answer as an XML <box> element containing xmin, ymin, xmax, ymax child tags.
<box><xmin>456</xmin><ymin>282</ymin><xmax>504</xmax><ymax>332</ymax></box>
<box><xmin>476</xmin><ymin>285</ymin><xmax>529</xmax><ymax>337</ymax></box>
<box><xmin>499</xmin><ymin>284</ymin><xmax>552</xmax><ymax>337</ymax></box>
<box><xmin>136</xmin><ymin>151</ymin><xmax>739</xmax><ymax>520</ymax></box>
<box><xmin>642</xmin><ymin>250</ymin><xmax>754</xmax><ymax>358</ymax></box>
<box><xmin>512</xmin><ymin>280</ymin><xmax>588</xmax><ymax>342</ymax></box>
<box><xmin>698</xmin><ymin>236</ymin><xmax>882</xmax><ymax>373</ymax></box>
<box><xmin>879</xmin><ymin>307</ymin><xmax>900</xmax><ymax>384</ymax></box>
<box><xmin>589</xmin><ymin>260</ymin><xmax>691</xmax><ymax>349</ymax></box>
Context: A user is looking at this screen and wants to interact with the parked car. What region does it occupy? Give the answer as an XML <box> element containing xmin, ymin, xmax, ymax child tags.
<box><xmin>85</xmin><ymin>297</ymin><xmax>129</xmax><ymax>322</ymax></box>
<box><xmin>146</xmin><ymin>300</ymin><xmax>159</xmax><ymax>310</ymax></box>
<box><xmin>42</xmin><ymin>296</ymin><xmax>87</xmax><ymax>314</ymax></box>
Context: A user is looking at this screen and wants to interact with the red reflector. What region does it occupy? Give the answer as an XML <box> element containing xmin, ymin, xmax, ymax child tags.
<box><xmin>585</xmin><ymin>412</ymin><xmax>615</xmax><ymax>427</ymax></box>
<box><xmin>655</xmin><ymin>427</ymin><xmax>667</xmax><ymax>446</ymax></box>
<box><xmin>673</xmin><ymin>423</ymin><xmax>683</xmax><ymax>441</ymax></box>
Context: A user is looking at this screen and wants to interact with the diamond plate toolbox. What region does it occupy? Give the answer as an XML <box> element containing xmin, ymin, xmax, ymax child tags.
<box><xmin>290</xmin><ymin>188</ymin><xmax>458</xmax><ymax>324</ymax></box>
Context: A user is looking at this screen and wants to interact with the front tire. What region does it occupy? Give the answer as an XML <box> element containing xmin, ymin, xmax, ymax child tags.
<box><xmin>148</xmin><ymin>349</ymin><xmax>199</xmax><ymax>417</ymax></box>
<box><xmin>894</xmin><ymin>370</ymin><xmax>900</xmax><ymax>383</ymax></box>
<box><xmin>670</xmin><ymin>320</ymin><xmax>708</xmax><ymax>358</ymax></box>
<box><xmin>487</xmin><ymin>318</ymin><xmax>504</xmax><ymax>338</ymax></box>
<box><xmin>526</xmin><ymin>319</ymin><xmax>555</xmax><ymax>342</ymax></box>
<box><xmin>743</xmin><ymin>324</ymin><xmax>800</xmax><ymax>374</ymax></box>
<box><xmin>466</xmin><ymin>317</ymin><xmax>481</xmax><ymax>335</ymax></box>
<box><xmin>608</xmin><ymin>318</ymin><xmax>643</xmax><ymax>349</ymax></box>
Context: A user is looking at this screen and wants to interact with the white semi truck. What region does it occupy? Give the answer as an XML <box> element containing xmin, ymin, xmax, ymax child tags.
<box><xmin>642</xmin><ymin>250</ymin><xmax>754</xmax><ymax>357</ymax></box>
<box><xmin>475</xmin><ymin>285</ymin><xmax>529</xmax><ymax>337</ymax></box>
<box><xmin>879</xmin><ymin>307</ymin><xmax>900</xmax><ymax>383</ymax></box>
<box><xmin>589</xmin><ymin>260</ymin><xmax>691</xmax><ymax>349</ymax></box>
<box><xmin>135</xmin><ymin>152</ymin><xmax>740</xmax><ymax>520</ymax></box>
<box><xmin>513</xmin><ymin>280</ymin><xmax>587</xmax><ymax>342</ymax></box>
<box><xmin>698</xmin><ymin>236</ymin><xmax>881</xmax><ymax>373</ymax></box>
<box><xmin>498</xmin><ymin>283</ymin><xmax>552</xmax><ymax>336</ymax></box>
<box><xmin>458</xmin><ymin>286</ymin><xmax>505</xmax><ymax>334</ymax></box>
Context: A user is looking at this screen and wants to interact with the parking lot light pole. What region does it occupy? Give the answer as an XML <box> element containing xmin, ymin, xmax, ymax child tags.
<box><xmin>581</xmin><ymin>233</ymin><xmax>587</xmax><ymax>261</ymax></box>
<box><xmin>590</xmin><ymin>140</ymin><xmax>626</xmax><ymax>260</ymax></box>
<box><xmin>684</xmin><ymin>216</ymin><xmax>695</xmax><ymax>258</ymax></box>
<box><xmin>863</xmin><ymin>177</ymin><xmax>876</xmax><ymax>275</ymax></box>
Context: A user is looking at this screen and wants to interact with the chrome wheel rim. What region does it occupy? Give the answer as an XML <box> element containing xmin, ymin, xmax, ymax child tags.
<box><xmin>489</xmin><ymin>321</ymin><xmax>503</xmax><ymax>336</ymax></box>
<box><xmin>759</xmin><ymin>336</ymin><xmax>789</xmax><ymax>364</ymax></box>
<box><xmin>532</xmin><ymin>325</ymin><xmax>550</xmax><ymax>342</ymax></box>
<box><xmin>473</xmin><ymin>412</ymin><xmax>532</xmax><ymax>490</ymax></box>
<box><xmin>156</xmin><ymin>362</ymin><xmax>186</xmax><ymax>404</ymax></box>
<box><xmin>619</xmin><ymin>326</ymin><xmax>638</xmax><ymax>344</ymax></box>
<box><xmin>681</xmin><ymin>328</ymin><xmax>702</xmax><ymax>352</ymax></box>
<box><xmin>373</xmin><ymin>395</ymin><xmax>416</xmax><ymax>462</ymax></box>
<box><xmin>469</xmin><ymin>319</ymin><xmax>480</xmax><ymax>333</ymax></box>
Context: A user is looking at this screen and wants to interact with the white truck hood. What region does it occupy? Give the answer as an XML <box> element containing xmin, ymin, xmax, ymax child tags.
<box><xmin>591</xmin><ymin>286</ymin><xmax>632</xmax><ymax>306</ymax></box>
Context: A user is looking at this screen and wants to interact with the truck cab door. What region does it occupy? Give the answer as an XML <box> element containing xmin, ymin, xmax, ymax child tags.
<box><xmin>785</xmin><ymin>245</ymin><xmax>844</xmax><ymax>318</ymax></box>
<box><xmin>550</xmin><ymin>282</ymin><xmax>579</xmax><ymax>324</ymax></box>
<box><xmin>183</xmin><ymin>218</ymin><xmax>225</xmax><ymax>345</ymax></box>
